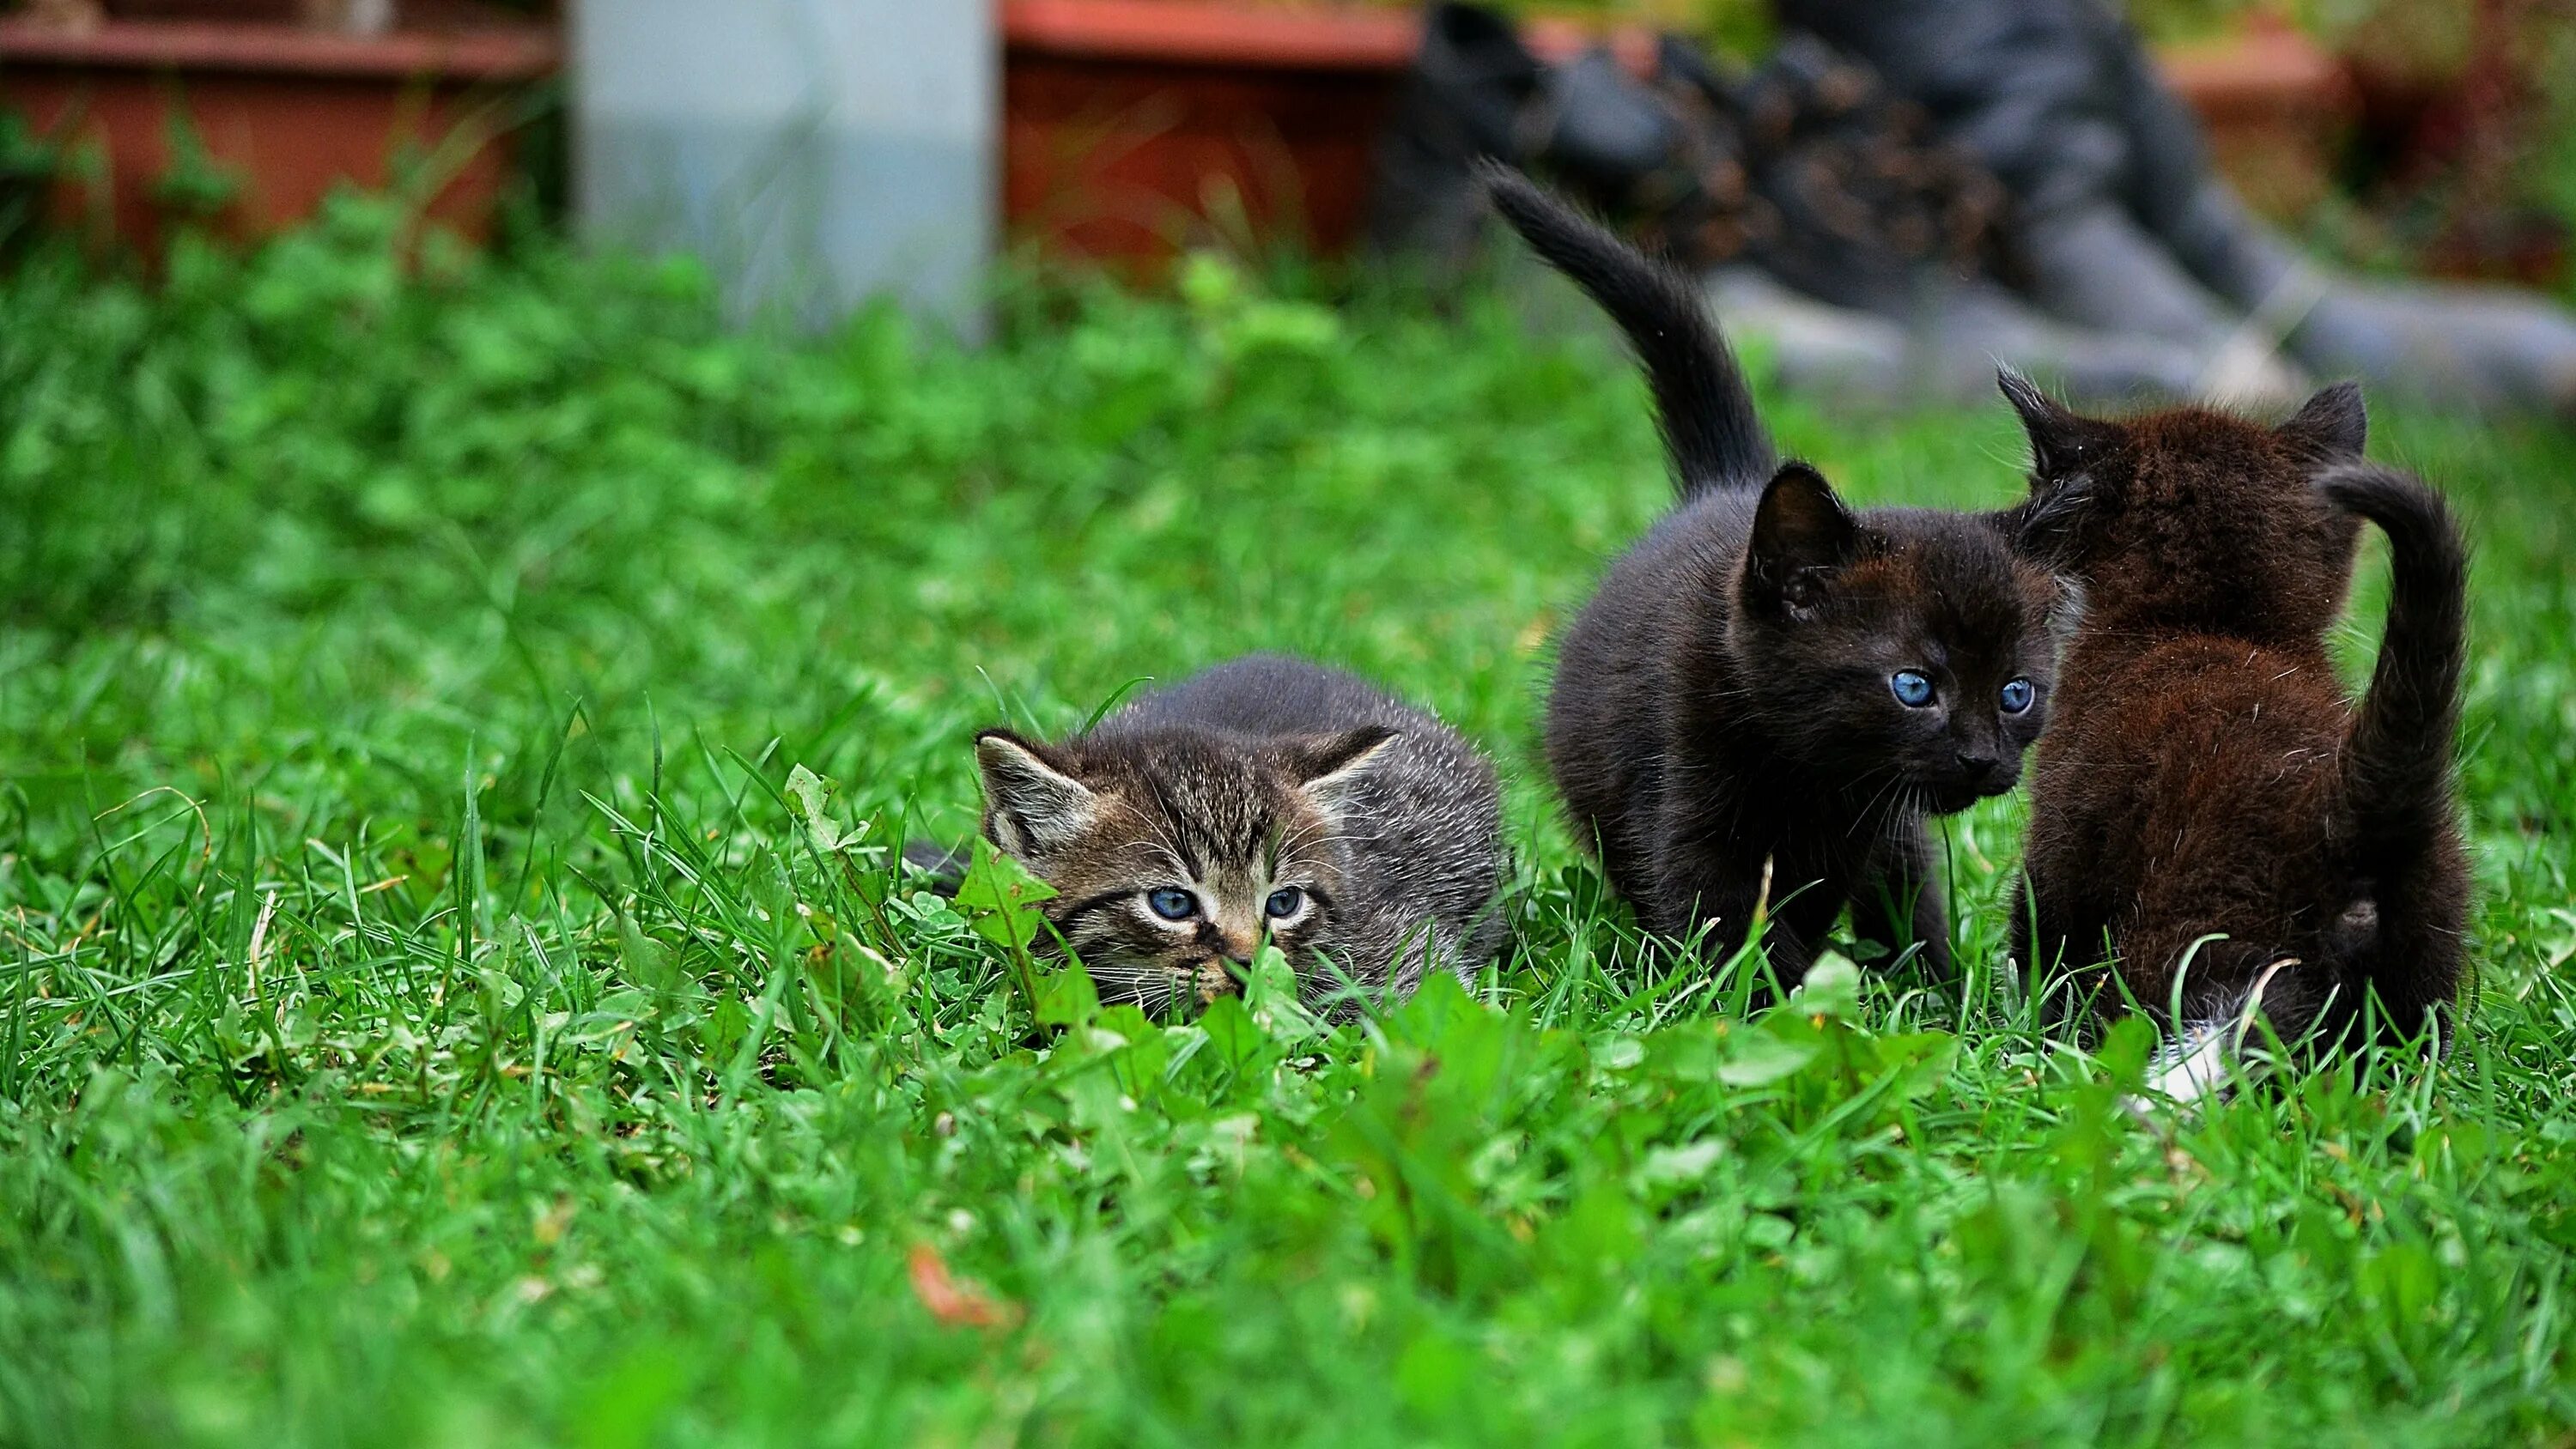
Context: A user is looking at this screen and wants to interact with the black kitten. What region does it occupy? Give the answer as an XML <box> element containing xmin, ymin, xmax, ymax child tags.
<box><xmin>1488</xmin><ymin>167</ymin><xmax>2063</xmax><ymax>977</ymax></box>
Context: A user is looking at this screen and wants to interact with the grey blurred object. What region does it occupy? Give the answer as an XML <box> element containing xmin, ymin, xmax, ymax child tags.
<box><xmin>1370</xmin><ymin>4</ymin><xmax>2227</xmax><ymax>407</ymax></box>
<box><xmin>572</xmin><ymin>0</ymin><xmax>993</xmax><ymax>336</ymax></box>
<box><xmin>1781</xmin><ymin>0</ymin><xmax>2576</xmax><ymax>415</ymax></box>
<box><xmin>1700</xmin><ymin>270</ymin><xmax>2209</xmax><ymax>405</ymax></box>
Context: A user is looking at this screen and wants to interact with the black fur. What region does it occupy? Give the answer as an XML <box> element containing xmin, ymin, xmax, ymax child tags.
<box><xmin>1490</xmin><ymin>170</ymin><xmax>2063</xmax><ymax>977</ymax></box>
<box><xmin>1483</xmin><ymin>161</ymin><xmax>1777</xmax><ymax>496</ymax></box>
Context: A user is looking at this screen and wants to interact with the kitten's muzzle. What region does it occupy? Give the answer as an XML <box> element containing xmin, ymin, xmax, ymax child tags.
<box><xmin>1927</xmin><ymin>752</ymin><xmax>2018</xmax><ymax>812</ymax></box>
<box><xmin>1955</xmin><ymin>750</ymin><xmax>2005</xmax><ymax>786</ymax></box>
<box><xmin>1185</xmin><ymin>959</ymin><xmax>1243</xmax><ymax>1003</ymax></box>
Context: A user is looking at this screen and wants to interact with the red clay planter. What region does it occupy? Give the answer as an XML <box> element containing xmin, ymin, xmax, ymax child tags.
<box><xmin>0</xmin><ymin>3</ymin><xmax>2349</xmax><ymax>267</ymax></box>
<box><xmin>1000</xmin><ymin>0</ymin><xmax>1418</xmax><ymax>264</ymax></box>
<box><xmin>0</xmin><ymin>15</ymin><xmax>556</xmax><ymax>253</ymax></box>
<box><xmin>1001</xmin><ymin>0</ymin><xmax>2353</xmax><ymax>264</ymax></box>
<box><xmin>2158</xmin><ymin>17</ymin><xmax>2353</xmax><ymax>221</ymax></box>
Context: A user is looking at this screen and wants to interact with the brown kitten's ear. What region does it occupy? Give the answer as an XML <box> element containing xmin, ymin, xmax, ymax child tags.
<box><xmin>1287</xmin><ymin>725</ymin><xmax>1400</xmax><ymax>815</ymax></box>
<box><xmin>1745</xmin><ymin>463</ymin><xmax>1860</xmax><ymax>613</ymax></box>
<box><xmin>1997</xmin><ymin>367</ymin><xmax>2117</xmax><ymax>479</ymax></box>
<box><xmin>974</xmin><ymin>730</ymin><xmax>1097</xmax><ymax>855</ymax></box>
<box><xmin>2277</xmin><ymin>380</ymin><xmax>2366</xmax><ymax>460</ymax></box>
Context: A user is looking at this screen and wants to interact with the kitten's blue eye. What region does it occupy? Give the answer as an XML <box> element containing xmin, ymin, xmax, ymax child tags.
<box><xmin>1145</xmin><ymin>888</ymin><xmax>1196</xmax><ymax>921</ymax></box>
<box><xmin>1265</xmin><ymin>887</ymin><xmax>1306</xmax><ymax>919</ymax></box>
<box><xmin>1889</xmin><ymin>670</ymin><xmax>1935</xmax><ymax>708</ymax></box>
<box><xmin>1999</xmin><ymin>677</ymin><xmax>2036</xmax><ymax>714</ymax></box>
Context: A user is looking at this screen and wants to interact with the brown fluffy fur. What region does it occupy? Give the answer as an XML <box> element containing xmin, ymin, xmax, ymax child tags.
<box><xmin>1999</xmin><ymin>372</ymin><xmax>2471</xmax><ymax>1073</ymax></box>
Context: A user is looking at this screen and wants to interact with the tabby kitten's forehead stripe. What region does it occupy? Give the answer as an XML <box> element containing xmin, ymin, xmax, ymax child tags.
<box><xmin>973</xmin><ymin>656</ymin><xmax>1506</xmax><ymax>1018</ymax></box>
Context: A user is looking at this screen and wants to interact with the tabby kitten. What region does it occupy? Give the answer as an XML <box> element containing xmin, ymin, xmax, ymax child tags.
<box><xmin>973</xmin><ymin>654</ymin><xmax>1507</xmax><ymax>1016</ymax></box>
<box><xmin>1486</xmin><ymin>167</ymin><xmax>2064</xmax><ymax>977</ymax></box>
<box><xmin>1999</xmin><ymin>375</ymin><xmax>2470</xmax><ymax>1096</ymax></box>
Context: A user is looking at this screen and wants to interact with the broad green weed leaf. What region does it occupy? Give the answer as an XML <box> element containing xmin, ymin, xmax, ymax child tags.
<box><xmin>1198</xmin><ymin>995</ymin><xmax>1270</xmax><ymax>1075</ymax></box>
<box><xmin>1868</xmin><ymin>1031</ymin><xmax>1959</xmax><ymax>1101</ymax></box>
<box><xmin>1031</xmin><ymin>963</ymin><xmax>1100</xmax><ymax>1030</ymax></box>
<box><xmin>784</xmin><ymin>763</ymin><xmax>868</xmax><ymax>854</ymax></box>
<box><xmin>1244</xmin><ymin>943</ymin><xmax>1321</xmax><ymax>1045</ymax></box>
<box><xmin>1789</xmin><ymin>951</ymin><xmax>1862</xmax><ymax>1021</ymax></box>
<box><xmin>617</xmin><ymin>915</ymin><xmax>682</xmax><ymax>995</ymax></box>
<box><xmin>955</xmin><ymin>839</ymin><xmax>1059</xmax><ymax>962</ymax></box>
<box><xmin>1716</xmin><ymin>1030</ymin><xmax>1820</xmax><ymax>1088</ymax></box>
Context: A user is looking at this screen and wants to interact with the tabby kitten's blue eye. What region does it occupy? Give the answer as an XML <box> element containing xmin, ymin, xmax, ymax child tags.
<box><xmin>1999</xmin><ymin>677</ymin><xmax>2036</xmax><ymax>714</ymax></box>
<box><xmin>1265</xmin><ymin>887</ymin><xmax>1305</xmax><ymax>919</ymax></box>
<box><xmin>1889</xmin><ymin>670</ymin><xmax>1935</xmax><ymax>708</ymax></box>
<box><xmin>1145</xmin><ymin>888</ymin><xmax>1196</xmax><ymax>921</ymax></box>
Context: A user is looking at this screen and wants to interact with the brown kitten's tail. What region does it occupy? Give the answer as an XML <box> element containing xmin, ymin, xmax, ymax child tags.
<box><xmin>2320</xmin><ymin>462</ymin><xmax>2469</xmax><ymax>862</ymax></box>
<box><xmin>1479</xmin><ymin>162</ymin><xmax>1778</xmax><ymax>499</ymax></box>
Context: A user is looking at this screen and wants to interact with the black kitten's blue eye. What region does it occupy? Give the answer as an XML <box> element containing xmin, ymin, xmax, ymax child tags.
<box><xmin>1265</xmin><ymin>887</ymin><xmax>1305</xmax><ymax>919</ymax></box>
<box><xmin>1889</xmin><ymin>670</ymin><xmax>1935</xmax><ymax>708</ymax></box>
<box><xmin>1999</xmin><ymin>677</ymin><xmax>2036</xmax><ymax>714</ymax></box>
<box><xmin>1145</xmin><ymin>888</ymin><xmax>1196</xmax><ymax>921</ymax></box>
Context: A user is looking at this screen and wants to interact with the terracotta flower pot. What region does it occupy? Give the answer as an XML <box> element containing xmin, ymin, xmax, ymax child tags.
<box><xmin>2156</xmin><ymin>17</ymin><xmax>2352</xmax><ymax>221</ymax></box>
<box><xmin>0</xmin><ymin>14</ymin><xmax>557</xmax><ymax>255</ymax></box>
<box><xmin>1001</xmin><ymin>0</ymin><xmax>1418</xmax><ymax>264</ymax></box>
<box><xmin>1003</xmin><ymin>0</ymin><xmax>2354</xmax><ymax>264</ymax></box>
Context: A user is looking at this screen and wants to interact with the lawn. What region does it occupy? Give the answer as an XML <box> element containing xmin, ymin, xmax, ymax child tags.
<box><xmin>4</xmin><ymin>201</ymin><xmax>2575</xmax><ymax>1446</ymax></box>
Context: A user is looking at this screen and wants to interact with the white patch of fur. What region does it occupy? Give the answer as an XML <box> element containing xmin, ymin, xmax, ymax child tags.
<box><xmin>2140</xmin><ymin>1018</ymin><xmax>2235</xmax><ymax>1107</ymax></box>
<box><xmin>2127</xmin><ymin>956</ymin><xmax>2300</xmax><ymax>1115</ymax></box>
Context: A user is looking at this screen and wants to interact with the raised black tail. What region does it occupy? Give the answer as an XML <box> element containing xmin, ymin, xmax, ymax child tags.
<box><xmin>2319</xmin><ymin>462</ymin><xmax>2469</xmax><ymax>861</ymax></box>
<box><xmin>1479</xmin><ymin>162</ymin><xmax>1777</xmax><ymax>497</ymax></box>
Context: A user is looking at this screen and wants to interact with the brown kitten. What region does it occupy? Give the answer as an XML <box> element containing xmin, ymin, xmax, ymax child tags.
<box><xmin>973</xmin><ymin>654</ymin><xmax>1507</xmax><ymax>1016</ymax></box>
<box><xmin>1998</xmin><ymin>373</ymin><xmax>2470</xmax><ymax>1095</ymax></box>
<box><xmin>1486</xmin><ymin>166</ymin><xmax>2065</xmax><ymax>979</ymax></box>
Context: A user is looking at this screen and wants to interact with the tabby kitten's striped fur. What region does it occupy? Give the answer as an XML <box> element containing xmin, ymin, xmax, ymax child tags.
<box><xmin>974</xmin><ymin>655</ymin><xmax>1507</xmax><ymax>1016</ymax></box>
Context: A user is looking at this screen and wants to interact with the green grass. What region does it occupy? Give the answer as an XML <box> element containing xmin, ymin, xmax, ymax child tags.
<box><xmin>4</xmin><ymin>200</ymin><xmax>2575</xmax><ymax>1446</ymax></box>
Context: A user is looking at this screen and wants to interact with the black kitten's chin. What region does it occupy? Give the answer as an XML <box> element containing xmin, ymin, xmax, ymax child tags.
<box><xmin>1923</xmin><ymin>774</ymin><xmax>2017</xmax><ymax>815</ymax></box>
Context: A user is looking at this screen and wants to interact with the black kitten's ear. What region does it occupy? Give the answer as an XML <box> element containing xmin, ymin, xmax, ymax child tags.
<box><xmin>1287</xmin><ymin>725</ymin><xmax>1400</xmax><ymax>815</ymax></box>
<box><xmin>1745</xmin><ymin>462</ymin><xmax>1860</xmax><ymax>613</ymax></box>
<box><xmin>1997</xmin><ymin>367</ymin><xmax>2117</xmax><ymax>479</ymax></box>
<box><xmin>974</xmin><ymin>730</ymin><xmax>1097</xmax><ymax>854</ymax></box>
<box><xmin>2277</xmin><ymin>380</ymin><xmax>2366</xmax><ymax>460</ymax></box>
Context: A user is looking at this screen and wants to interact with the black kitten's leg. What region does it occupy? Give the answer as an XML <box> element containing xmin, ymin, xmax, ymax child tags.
<box><xmin>1856</xmin><ymin>820</ymin><xmax>1952</xmax><ymax>979</ymax></box>
<box><xmin>1648</xmin><ymin>840</ymin><xmax>1816</xmax><ymax>987</ymax></box>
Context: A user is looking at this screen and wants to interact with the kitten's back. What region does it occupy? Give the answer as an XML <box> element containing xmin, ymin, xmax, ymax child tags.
<box><xmin>2003</xmin><ymin>383</ymin><xmax>2470</xmax><ymax>1061</ymax></box>
<box><xmin>1108</xmin><ymin>653</ymin><xmax>1430</xmax><ymax>739</ymax></box>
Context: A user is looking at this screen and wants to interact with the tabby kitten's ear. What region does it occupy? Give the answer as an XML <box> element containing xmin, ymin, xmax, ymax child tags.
<box><xmin>975</xmin><ymin>730</ymin><xmax>1097</xmax><ymax>854</ymax></box>
<box><xmin>1744</xmin><ymin>463</ymin><xmax>1861</xmax><ymax>615</ymax></box>
<box><xmin>1285</xmin><ymin>725</ymin><xmax>1400</xmax><ymax>816</ymax></box>
<box><xmin>2276</xmin><ymin>380</ymin><xmax>2366</xmax><ymax>461</ymax></box>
